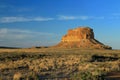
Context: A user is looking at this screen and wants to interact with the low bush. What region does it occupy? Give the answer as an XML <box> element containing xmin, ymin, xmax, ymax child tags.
<box><xmin>71</xmin><ymin>71</ymin><xmax>106</xmax><ymax>80</ymax></box>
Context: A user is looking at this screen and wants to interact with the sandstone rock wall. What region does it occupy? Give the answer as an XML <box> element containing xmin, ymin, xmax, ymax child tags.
<box><xmin>54</xmin><ymin>27</ymin><xmax>112</xmax><ymax>49</ymax></box>
<box><xmin>62</xmin><ymin>27</ymin><xmax>94</xmax><ymax>42</ymax></box>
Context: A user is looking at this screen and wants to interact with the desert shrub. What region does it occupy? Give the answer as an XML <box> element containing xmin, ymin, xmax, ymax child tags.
<box><xmin>13</xmin><ymin>72</ymin><xmax>23</xmax><ymax>80</ymax></box>
<box><xmin>13</xmin><ymin>72</ymin><xmax>40</xmax><ymax>80</ymax></box>
<box><xmin>26</xmin><ymin>72</ymin><xmax>39</xmax><ymax>80</ymax></box>
<box><xmin>0</xmin><ymin>52</ymin><xmax>48</xmax><ymax>62</ymax></box>
<box><xmin>0</xmin><ymin>77</ymin><xmax>2</xmax><ymax>80</ymax></box>
<box><xmin>71</xmin><ymin>71</ymin><xmax>106</xmax><ymax>80</ymax></box>
<box><xmin>90</xmin><ymin>55</ymin><xmax>119</xmax><ymax>62</ymax></box>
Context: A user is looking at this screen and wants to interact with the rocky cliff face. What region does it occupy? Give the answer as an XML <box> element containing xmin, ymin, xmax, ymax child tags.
<box><xmin>62</xmin><ymin>27</ymin><xmax>94</xmax><ymax>42</ymax></box>
<box><xmin>54</xmin><ymin>27</ymin><xmax>112</xmax><ymax>49</ymax></box>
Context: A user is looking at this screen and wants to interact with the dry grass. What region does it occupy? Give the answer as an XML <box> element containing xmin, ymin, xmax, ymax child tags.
<box><xmin>0</xmin><ymin>48</ymin><xmax>120</xmax><ymax>80</ymax></box>
<box><xmin>13</xmin><ymin>72</ymin><xmax>22</xmax><ymax>80</ymax></box>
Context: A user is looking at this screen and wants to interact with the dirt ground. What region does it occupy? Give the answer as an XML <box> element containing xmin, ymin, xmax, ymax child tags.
<box><xmin>106</xmin><ymin>72</ymin><xmax>120</xmax><ymax>80</ymax></box>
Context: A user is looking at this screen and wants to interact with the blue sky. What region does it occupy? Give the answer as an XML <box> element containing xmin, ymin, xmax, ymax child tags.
<box><xmin>0</xmin><ymin>0</ymin><xmax>120</xmax><ymax>49</ymax></box>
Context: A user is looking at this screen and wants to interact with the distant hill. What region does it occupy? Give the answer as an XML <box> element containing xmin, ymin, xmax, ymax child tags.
<box><xmin>30</xmin><ymin>46</ymin><xmax>49</xmax><ymax>49</ymax></box>
<box><xmin>0</xmin><ymin>46</ymin><xmax>21</xmax><ymax>49</ymax></box>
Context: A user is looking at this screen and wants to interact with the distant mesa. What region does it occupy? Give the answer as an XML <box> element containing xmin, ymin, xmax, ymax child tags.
<box><xmin>30</xmin><ymin>46</ymin><xmax>49</xmax><ymax>49</ymax></box>
<box><xmin>54</xmin><ymin>27</ymin><xmax>112</xmax><ymax>49</ymax></box>
<box><xmin>0</xmin><ymin>46</ymin><xmax>20</xmax><ymax>49</ymax></box>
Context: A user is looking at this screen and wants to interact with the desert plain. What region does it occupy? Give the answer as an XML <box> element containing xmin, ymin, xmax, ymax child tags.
<box><xmin>0</xmin><ymin>48</ymin><xmax>120</xmax><ymax>80</ymax></box>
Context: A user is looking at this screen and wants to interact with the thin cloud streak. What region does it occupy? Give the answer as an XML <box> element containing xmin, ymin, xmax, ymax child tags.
<box><xmin>0</xmin><ymin>15</ymin><xmax>105</xmax><ymax>23</ymax></box>
<box><xmin>58</xmin><ymin>15</ymin><xmax>104</xmax><ymax>20</ymax></box>
<box><xmin>58</xmin><ymin>15</ymin><xmax>89</xmax><ymax>20</ymax></box>
<box><xmin>0</xmin><ymin>17</ymin><xmax>54</xmax><ymax>23</ymax></box>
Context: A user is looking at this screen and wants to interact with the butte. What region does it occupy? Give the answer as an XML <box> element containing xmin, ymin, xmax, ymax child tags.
<box><xmin>54</xmin><ymin>27</ymin><xmax>112</xmax><ymax>49</ymax></box>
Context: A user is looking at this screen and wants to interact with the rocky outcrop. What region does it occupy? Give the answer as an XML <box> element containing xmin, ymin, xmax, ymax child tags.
<box><xmin>54</xmin><ymin>27</ymin><xmax>112</xmax><ymax>49</ymax></box>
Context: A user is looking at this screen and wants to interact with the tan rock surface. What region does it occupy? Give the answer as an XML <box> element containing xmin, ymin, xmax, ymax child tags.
<box><xmin>54</xmin><ymin>27</ymin><xmax>112</xmax><ymax>49</ymax></box>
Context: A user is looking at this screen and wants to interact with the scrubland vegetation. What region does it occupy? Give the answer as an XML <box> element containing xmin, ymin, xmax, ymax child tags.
<box><xmin>0</xmin><ymin>48</ymin><xmax>120</xmax><ymax>80</ymax></box>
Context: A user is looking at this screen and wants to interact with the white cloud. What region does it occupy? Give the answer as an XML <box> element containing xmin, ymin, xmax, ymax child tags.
<box><xmin>58</xmin><ymin>15</ymin><xmax>89</xmax><ymax>20</ymax></box>
<box><xmin>0</xmin><ymin>15</ymin><xmax>104</xmax><ymax>23</ymax></box>
<box><xmin>0</xmin><ymin>28</ymin><xmax>56</xmax><ymax>39</ymax></box>
<box><xmin>79</xmin><ymin>16</ymin><xmax>89</xmax><ymax>20</ymax></box>
<box><xmin>58</xmin><ymin>15</ymin><xmax>77</xmax><ymax>20</ymax></box>
<box><xmin>0</xmin><ymin>28</ymin><xmax>30</xmax><ymax>39</ymax></box>
<box><xmin>0</xmin><ymin>28</ymin><xmax>7</xmax><ymax>34</ymax></box>
<box><xmin>58</xmin><ymin>15</ymin><xmax>104</xmax><ymax>20</ymax></box>
<box><xmin>33</xmin><ymin>17</ymin><xmax>54</xmax><ymax>21</ymax></box>
<box><xmin>0</xmin><ymin>28</ymin><xmax>59</xmax><ymax>47</ymax></box>
<box><xmin>0</xmin><ymin>17</ymin><xmax>54</xmax><ymax>23</ymax></box>
<box><xmin>91</xmin><ymin>16</ymin><xmax>104</xmax><ymax>19</ymax></box>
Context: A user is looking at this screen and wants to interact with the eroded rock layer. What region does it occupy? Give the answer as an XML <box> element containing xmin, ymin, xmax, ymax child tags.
<box><xmin>54</xmin><ymin>27</ymin><xmax>112</xmax><ymax>49</ymax></box>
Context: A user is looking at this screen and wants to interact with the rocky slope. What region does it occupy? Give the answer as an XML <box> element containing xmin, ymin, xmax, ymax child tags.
<box><xmin>54</xmin><ymin>27</ymin><xmax>112</xmax><ymax>49</ymax></box>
